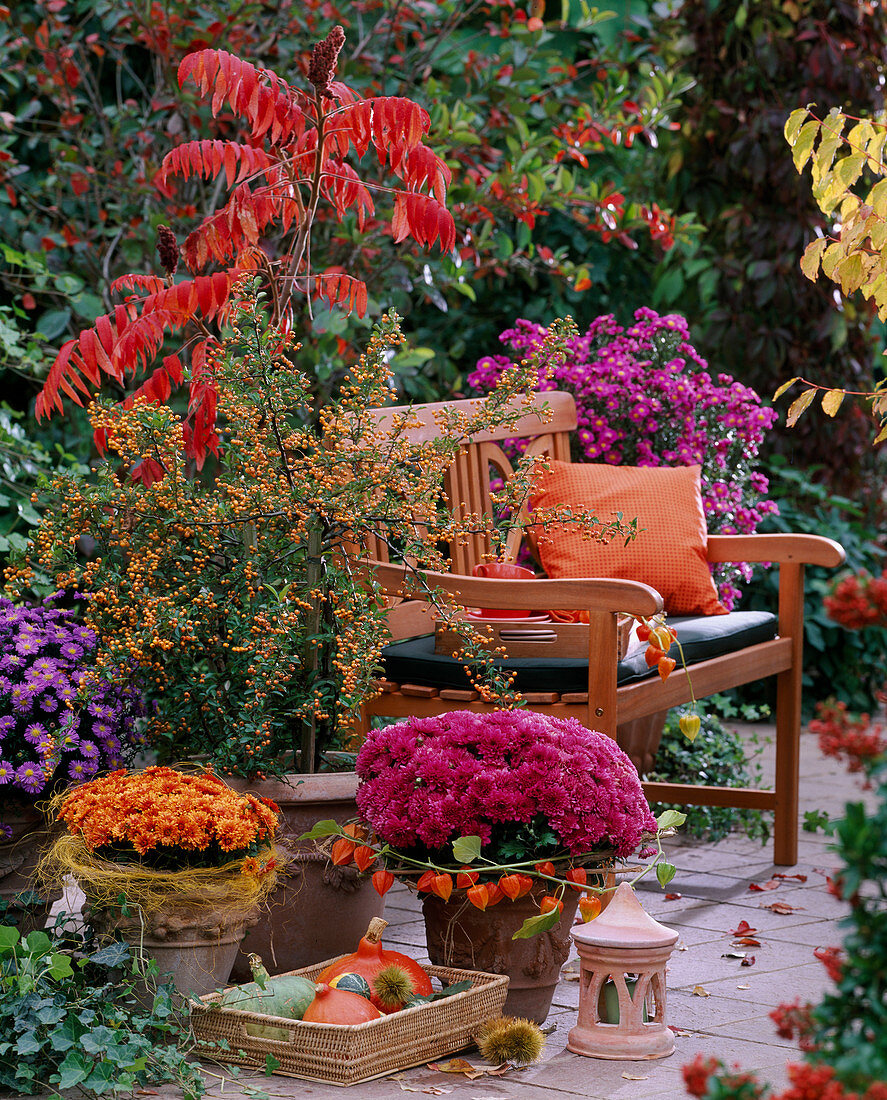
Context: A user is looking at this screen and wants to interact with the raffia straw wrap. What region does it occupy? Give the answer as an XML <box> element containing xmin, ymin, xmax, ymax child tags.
<box><xmin>36</xmin><ymin>833</ymin><xmax>288</xmax><ymax>918</ymax></box>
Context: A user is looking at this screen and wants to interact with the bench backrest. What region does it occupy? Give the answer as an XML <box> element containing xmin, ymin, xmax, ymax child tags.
<box><xmin>363</xmin><ymin>390</ymin><xmax>577</xmax><ymax>574</ymax></box>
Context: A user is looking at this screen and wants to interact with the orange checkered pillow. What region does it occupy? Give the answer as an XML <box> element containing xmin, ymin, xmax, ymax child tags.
<box><xmin>528</xmin><ymin>461</ymin><xmax>727</xmax><ymax>616</ymax></box>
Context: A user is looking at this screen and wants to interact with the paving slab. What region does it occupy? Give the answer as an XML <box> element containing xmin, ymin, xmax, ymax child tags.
<box><xmin>39</xmin><ymin>722</ymin><xmax>870</xmax><ymax>1100</ymax></box>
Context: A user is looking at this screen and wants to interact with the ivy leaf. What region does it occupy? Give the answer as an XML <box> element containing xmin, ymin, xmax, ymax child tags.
<box><xmin>451</xmin><ymin>835</ymin><xmax>482</xmax><ymax>863</ymax></box>
<box><xmin>512</xmin><ymin>909</ymin><xmax>561</xmax><ymax>940</ymax></box>
<box><xmin>89</xmin><ymin>942</ymin><xmax>131</xmax><ymax>968</ymax></box>
<box><xmin>264</xmin><ymin>1054</ymin><xmax>280</xmax><ymax>1075</ymax></box>
<box><xmin>46</xmin><ymin>953</ymin><xmax>74</xmax><ymax>981</ymax></box>
<box><xmin>53</xmin><ymin>1052</ymin><xmax>90</xmax><ymax>1090</ymax></box>
<box><xmin>0</xmin><ymin>927</ymin><xmax>20</xmax><ymax>951</ymax></box>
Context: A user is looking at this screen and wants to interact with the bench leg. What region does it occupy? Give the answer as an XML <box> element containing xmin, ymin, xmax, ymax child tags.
<box><xmin>773</xmin><ymin>562</ymin><xmax>805</xmax><ymax>866</ymax></box>
<box><xmin>773</xmin><ymin>666</ymin><xmax>801</xmax><ymax>865</ymax></box>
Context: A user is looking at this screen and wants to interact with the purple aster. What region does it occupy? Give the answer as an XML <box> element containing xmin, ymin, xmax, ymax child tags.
<box><xmin>87</xmin><ymin>701</ymin><xmax>115</xmax><ymax>721</ymax></box>
<box><xmin>79</xmin><ymin>740</ymin><xmax>100</xmax><ymax>760</ymax></box>
<box><xmin>67</xmin><ymin>758</ymin><xmax>99</xmax><ymax>781</ymax></box>
<box><xmin>23</xmin><ymin>722</ymin><xmax>48</xmax><ymax>745</ymax></box>
<box><xmin>38</xmin><ymin>694</ymin><xmax>59</xmax><ymax>713</ymax></box>
<box><xmin>0</xmin><ymin>761</ymin><xmax>14</xmax><ymax>784</ymax></box>
<box><xmin>14</xmin><ymin>763</ymin><xmax>46</xmax><ymax>794</ymax></box>
<box><xmin>60</xmin><ymin>642</ymin><xmax>84</xmax><ymax>661</ymax></box>
<box><xmin>0</xmin><ymin>653</ymin><xmax>24</xmax><ymax>673</ymax></box>
<box><xmin>54</xmin><ymin>682</ymin><xmax>78</xmax><ymax>704</ymax></box>
<box><xmin>15</xmin><ymin>636</ymin><xmax>42</xmax><ymax>657</ymax></box>
<box><xmin>57</xmin><ymin>729</ymin><xmax>81</xmax><ymax>751</ymax></box>
<box><xmin>0</xmin><ymin>716</ymin><xmax>14</xmax><ymax>735</ymax></box>
<box><xmin>0</xmin><ymin>823</ymin><xmax>11</xmax><ymax>841</ymax></box>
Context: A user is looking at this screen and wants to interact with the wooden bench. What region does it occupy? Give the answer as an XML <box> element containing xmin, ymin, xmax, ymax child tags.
<box><xmin>359</xmin><ymin>392</ymin><xmax>845</xmax><ymax>866</ymax></box>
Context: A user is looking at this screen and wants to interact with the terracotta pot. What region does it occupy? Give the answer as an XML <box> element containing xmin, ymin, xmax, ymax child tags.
<box><xmin>616</xmin><ymin>710</ymin><xmax>669</xmax><ymax>776</ymax></box>
<box><xmin>422</xmin><ymin>880</ymin><xmax>595</xmax><ymax>1025</ymax></box>
<box><xmin>228</xmin><ymin>772</ymin><xmax>385</xmax><ymax>981</ymax></box>
<box><xmin>86</xmin><ymin>900</ymin><xmax>255</xmax><ymax>998</ymax></box>
<box><xmin>0</xmin><ymin>803</ymin><xmax>62</xmax><ymax>937</ymax></box>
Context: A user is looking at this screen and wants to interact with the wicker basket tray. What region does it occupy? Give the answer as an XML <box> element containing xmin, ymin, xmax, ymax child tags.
<box><xmin>190</xmin><ymin>959</ymin><xmax>509</xmax><ymax>1087</ymax></box>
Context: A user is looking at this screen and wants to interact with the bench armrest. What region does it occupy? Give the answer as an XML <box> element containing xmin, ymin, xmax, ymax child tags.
<box><xmin>706</xmin><ymin>533</ymin><xmax>845</xmax><ymax>568</ymax></box>
<box><xmin>366</xmin><ymin>560</ymin><xmax>663</xmax><ymax>618</ymax></box>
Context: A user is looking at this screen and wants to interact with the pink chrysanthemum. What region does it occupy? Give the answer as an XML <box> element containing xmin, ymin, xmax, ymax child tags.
<box><xmin>356</xmin><ymin>710</ymin><xmax>656</xmax><ymax>858</ymax></box>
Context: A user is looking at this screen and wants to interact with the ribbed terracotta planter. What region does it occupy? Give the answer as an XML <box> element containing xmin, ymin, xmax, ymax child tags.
<box><xmin>228</xmin><ymin>772</ymin><xmax>385</xmax><ymax>982</ymax></box>
<box><xmin>0</xmin><ymin>803</ymin><xmax>61</xmax><ymax>937</ymax></box>
<box><xmin>86</xmin><ymin>901</ymin><xmax>255</xmax><ymax>998</ymax></box>
<box><xmin>422</xmin><ymin>882</ymin><xmax>587</xmax><ymax>1025</ymax></box>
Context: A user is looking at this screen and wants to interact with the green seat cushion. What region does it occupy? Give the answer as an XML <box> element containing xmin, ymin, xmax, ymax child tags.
<box><xmin>381</xmin><ymin>611</ymin><xmax>778</xmax><ymax>695</ymax></box>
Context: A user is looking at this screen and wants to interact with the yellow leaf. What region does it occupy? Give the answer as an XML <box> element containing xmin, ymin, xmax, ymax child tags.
<box><xmin>773</xmin><ymin>376</ymin><xmax>801</xmax><ymax>400</ymax></box>
<box><xmin>865</xmin><ymin>127</ymin><xmax>887</xmax><ymax>167</ymax></box>
<box><xmin>692</xmin><ymin>985</ymin><xmax>711</xmax><ymax>997</ymax></box>
<box><xmin>847</xmin><ymin>120</ymin><xmax>875</xmax><ymax>149</ymax></box>
<box><xmin>821</xmin><ymin>389</ymin><xmax>845</xmax><ymax>417</ymax></box>
<box><xmin>869</xmin><ymin>178</ymin><xmax>887</xmax><ymax>219</ymax></box>
<box><xmin>875</xmin><ymin>422</ymin><xmax>887</xmax><ymax>444</ymax></box>
<box><xmin>836</xmin><ymin>252</ymin><xmax>866</xmax><ymax>295</ymax></box>
<box><xmin>799</xmin><ymin>238</ymin><xmax>827</xmax><ymax>281</ymax></box>
<box><xmin>835</xmin><ymin>152</ymin><xmax>865</xmax><ymax>192</ymax></box>
<box><xmin>791</xmin><ymin>119</ymin><xmax>820</xmax><ymax>173</ymax></box>
<box><xmin>821</xmin><ymin>241</ymin><xmax>845</xmax><ymax>280</ymax></box>
<box><xmin>786</xmin><ymin>388</ymin><xmax>816</xmax><ymax>427</ymax></box>
<box><xmin>784</xmin><ymin>107</ymin><xmax>811</xmax><ymax>146</ymax></box>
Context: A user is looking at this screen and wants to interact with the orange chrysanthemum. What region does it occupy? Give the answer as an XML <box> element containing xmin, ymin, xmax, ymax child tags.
<box><xmin>56</xmin><ymin>766</ymin><xmax>279</xmax><ymax>863</ymax></box>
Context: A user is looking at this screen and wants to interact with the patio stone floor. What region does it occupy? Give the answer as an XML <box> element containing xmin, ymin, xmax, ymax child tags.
<box><xmin>139</xmin><ymin>722</ymin><xmax>877</xmax><ymax>1099</ymax></box>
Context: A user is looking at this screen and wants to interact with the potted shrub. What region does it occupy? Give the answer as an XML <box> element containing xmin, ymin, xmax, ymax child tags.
<box><xmin>37</xmin><ymin>766</ymin><xmax>284</xmax><ymax>996</ymax></box>
<box><xmin>310</xmin><ymin>709</ymin><xmax>682</xmax><ymax>1023</ymax></box>
<box><xmin>0</xmin><ymin>593</ymin><xmax>144</xmax><ymax>933</ymax></box>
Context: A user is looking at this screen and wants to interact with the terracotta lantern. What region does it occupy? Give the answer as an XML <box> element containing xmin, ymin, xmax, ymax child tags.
<box><xmin>567</xmin><ymin>881</ymin><xmax>679</xmax><ymax>1060</ymax></box>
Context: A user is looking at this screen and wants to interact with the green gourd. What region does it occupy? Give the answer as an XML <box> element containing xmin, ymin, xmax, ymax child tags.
<box><xmin>219</xmin><ymin>954</ymin><xmax>316</xmax><ymax>1039</ymax></box>
<box><xmin>329</xmin><ymin>972</ymin><xmax>372</xmax><ymax>999</ymax></box>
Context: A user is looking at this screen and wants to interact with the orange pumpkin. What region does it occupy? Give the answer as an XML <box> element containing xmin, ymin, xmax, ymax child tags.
<box><xmin>301</xmin><ymin>983</ymin><xmax>383</xmax><ymax>1024</ymax></box>
<box><xmin>316</xmin><ymin>918</ymin><xmax>433</xmax><ymax>1013</ymax></box>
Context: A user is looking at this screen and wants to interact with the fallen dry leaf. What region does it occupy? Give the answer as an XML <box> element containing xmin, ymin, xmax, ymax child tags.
<box><xmin>740</xmin><ymin>955</ymin><xmax>756</xmax><ymax>967</ymax></box>
<box><xmin>665</xmin><ymin>892</ymin><xmax>682</xmax><ymax>900</ymax></box>
<box><xmin>676</xmin><ymin>940</ymin><xmax>689</xmax><ymax>951</ymax></box>
<box><xmin>721</xmin><ymin>951</ymin><xmax>746</xmax><ymax>959</ymax></box>
<box><xmin>773</xmin><ymin>872</ymin><xmax>807</xmax><ymax>883</ymax></box>
<box><xmin>669</xmin><ymin>1026</ymin><xmax>693</xmax><ymax>1036</ymax></box>
<box><xmin>692</xmin><ymin>985</ymin><xmax>711</xmax><ymax>997</ymax></box>
<box><xmin>395</xmin><ymin>1084</ymin><xmax>452</xmax><ymax>1096</ymax></box>
<box><xmin>622</xmin><ymin>1073</ymin><xmax>649</xmax><ymax>1080</ymax></box>
<box><xmin>733</xmin><ymin>937</ymin><xmax>762</xmax><ymax>947</ymax></box>
<box><xmin>730</xmin><ymin>920</ymin><xmax>757</xmax><ymax>936</ymax></box>
<box><xmin>736</xmin><ymin>984</ymin><xmax>750</xmax><ymax>990</ymax></box>
<box><xmin>428</xmin><ymin>1062</ymin><xmax>511</xmax><ymax>1081</ymax></box>
<box><xmin>761</xmin><ymin>901</ymin><xmax>804</xmax><ymax>914</ymax></box>
<box><xmin>748</xmin><ymin>879</ymin><xmax>781</xmax><ymax>891</ymax></box>
<box><xmin>430</xmin><ymin>1060</ymin><xmax>477</xmax><ymax>1075</ymax></box>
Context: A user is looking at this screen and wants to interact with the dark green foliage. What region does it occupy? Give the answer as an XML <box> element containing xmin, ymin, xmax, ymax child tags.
<box><xmin>650</xmin><ymin>0</ymin><xmax>887</xmax><ymax>500</ymax></box>
<box><xmin>810</xmin><ymin>757</ymin><xmax>887</xmax><ymax>1087</ymax></box>
<box><xmin>0</xmin><ymin>916</ymin><xmax>204</xmax><ymax>1098</ymax></box>
<box><xmin>741</xmin><ymin>459</ymin><xmax>887</xmax><ymax>715</ymax></box>
<box><xmin>645</xmin><ymin>705</ymin><xmax>771</xmax><ymax>843</ymax></box>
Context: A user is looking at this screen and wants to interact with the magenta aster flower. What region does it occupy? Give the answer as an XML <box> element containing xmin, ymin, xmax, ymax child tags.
<box><xmin>356</xmin><ymin>710</ymin><xmax>656</xmax><ymax>859</ymax></box>
<box><xmin>470</xmin><ymin>308</ymin><xmax>778</xmax><ymax>609</ymax></box>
